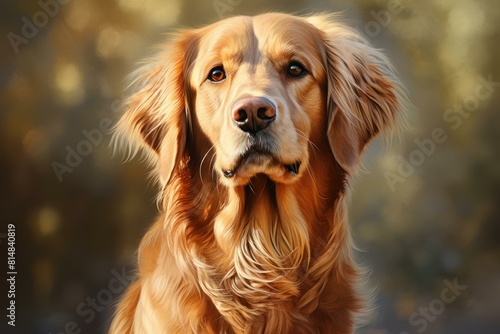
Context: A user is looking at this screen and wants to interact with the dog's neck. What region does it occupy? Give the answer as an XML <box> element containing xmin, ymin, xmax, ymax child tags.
<box><xmin>173</xmin><ymin>145</ymin><xmax>347</xmax><ymax>265</ymax></box>
<box><xmin>214</xmin><ymin>173</ymin><xmax>311</xmax><ymax>269</ymax></box>
<box><xmin>156</xmin><ymin>153</ymin><xmax>355</xmax><ymax>332</ymax></box>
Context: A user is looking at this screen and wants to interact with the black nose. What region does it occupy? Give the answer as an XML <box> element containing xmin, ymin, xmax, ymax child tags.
<box><xmin>231</xmin><ymin>97</ymin><xmax>276</xmax><ymax>134</ymax></box>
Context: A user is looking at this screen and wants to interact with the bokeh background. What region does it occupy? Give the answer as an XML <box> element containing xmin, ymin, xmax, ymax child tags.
<box><xmin>1</xmin><ymin>0</ymin><xmax>499</xmax><ymax>333</ymax></box>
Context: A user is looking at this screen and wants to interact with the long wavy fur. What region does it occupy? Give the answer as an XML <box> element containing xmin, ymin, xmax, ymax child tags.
<box><xmin>109</xmin><ymin>13</ymin><xmax>406</xmax><ymax>334</ymax></box>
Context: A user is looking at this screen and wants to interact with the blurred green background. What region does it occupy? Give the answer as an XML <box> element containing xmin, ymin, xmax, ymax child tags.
<box><xmin>1</xmin><ymin>0</ymin><xmax>499</xmax><ymax>333</ymax></box>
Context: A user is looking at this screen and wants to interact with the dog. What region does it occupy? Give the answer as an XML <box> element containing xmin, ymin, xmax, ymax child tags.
<box><xmin>110</xmin><ymin>13</ymin><xmax>405</xmax><ymax>334</ymax></box>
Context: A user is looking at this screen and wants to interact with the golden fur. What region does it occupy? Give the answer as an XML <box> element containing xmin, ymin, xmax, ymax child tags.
<box><xmin>110</xmin><ymin>13</ymin><xmax>404</xmax><ymax>334</ymax></box>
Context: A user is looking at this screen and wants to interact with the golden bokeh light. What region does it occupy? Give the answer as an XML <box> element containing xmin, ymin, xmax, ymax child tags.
<box><xmin>97</xmin><ymin>26</ymin><xmax>122</xmax><ymax>58</ymax></box>
<box><xmin>54</xmin><ymin>62</ymin><xmax>85</xmax><ymax>106</ymax></box>
<box><xmin>34</xmin><ymin>207</ymin><xmax>61</xmax><ymax>237</ymax></box>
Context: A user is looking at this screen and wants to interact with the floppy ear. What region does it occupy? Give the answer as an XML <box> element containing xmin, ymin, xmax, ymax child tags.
<box><xmin>113</xmin><ymin>32</ymin><xmax>198</xmax><ymax>185</ymax></box>
<box><xmin>308</xmin><ymin>15</ymin><xmax>401</xmax><ymax>172</ymax></box>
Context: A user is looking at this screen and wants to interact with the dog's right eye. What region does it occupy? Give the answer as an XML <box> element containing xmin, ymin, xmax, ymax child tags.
<box><xmin>286</xmin><ymin>62</ymin><xmax>307</xmax><ymax>78</ymax></box>
<box><xmin>207</xmin><ymin>66</ymin><xmax>226</xmax><ymax>82</ymax></box>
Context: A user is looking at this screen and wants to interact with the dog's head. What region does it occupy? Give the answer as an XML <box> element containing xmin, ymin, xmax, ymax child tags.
<box><xmin>113</xmin><ymin>13</ymin><xmax>402</xmax><ymax>188</ymax></box>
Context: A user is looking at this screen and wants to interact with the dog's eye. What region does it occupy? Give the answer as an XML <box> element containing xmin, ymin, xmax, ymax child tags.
<box><xmin>287</xmin><ymin>62</ymin><xmax>307</xmax><ymax>78</ymax></box>
<box><xmin>208</xmin><ymin>66</ymin><xmax>226</xmax><ymax>82</ymax></box>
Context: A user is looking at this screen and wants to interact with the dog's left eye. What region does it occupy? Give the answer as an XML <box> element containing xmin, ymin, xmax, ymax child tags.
<box><xmin>287</xmin><ymin>62</ymin><xmax>307</xmax><ymax>78</ymax></box>
<box><xmin>207</xmin><ymin>66</ymin><xmax>226</xmax><ymax>82</ymax></box>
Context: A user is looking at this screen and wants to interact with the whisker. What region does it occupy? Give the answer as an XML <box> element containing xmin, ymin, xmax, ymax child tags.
<box><xmin>296</xmin><ymin>129</ymin><xmax>320</xmax><ymax>154</ymax></box>
<box><xmin>199</xmin><ymin>145</ymin><xmax>216</xmax><ymax>186</ymax></box>
<box><xmin>248</xmin><ymin>179</ymin><xmax>256</xmax><ymax>195</ymax></box>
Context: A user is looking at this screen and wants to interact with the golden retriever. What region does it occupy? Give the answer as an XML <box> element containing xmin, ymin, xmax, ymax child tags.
<box><xmin>110</xmin><ymin>13</ymin><xmax>404</xmax><ymax>334</ymax></box>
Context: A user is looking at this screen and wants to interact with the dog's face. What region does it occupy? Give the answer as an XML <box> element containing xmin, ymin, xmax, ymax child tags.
<box><xmin>191</xmin><ymin>14</ymin><xmax>327</xmax><ymax>186</ymax></box>
<box><xmin>114</xmin><ymin>13</ymin><xmax>400</xmax><ymax>188</ymax></box>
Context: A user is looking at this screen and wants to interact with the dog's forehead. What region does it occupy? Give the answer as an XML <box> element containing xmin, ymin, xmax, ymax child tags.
<box><xmin>197</xmin><ymin>14</ymin><xmax>325</xmax><ymax>62</ymax></box>
<box><xmin>252</xmin><ymin>13</ymin><xmax>323</xmax><ymax>47</ymax></box>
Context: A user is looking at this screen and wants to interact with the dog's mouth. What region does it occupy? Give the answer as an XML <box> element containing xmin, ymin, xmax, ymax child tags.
<box><xmin>222</xmin><ymin>161</ymin><xmax>301</xmax><ymax>178</ymax></box>
<box><xmin>221</xmin><ymin>146</ymin><xmax>302</xmax><ymax>180</ymax></box>
<box><xmin>284</xmin><ymin>161</ymin><xmax>301</xmax><ymax>174</ymax></box>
